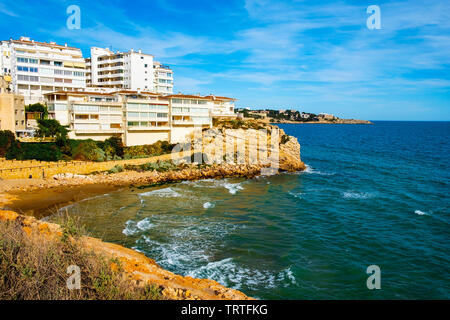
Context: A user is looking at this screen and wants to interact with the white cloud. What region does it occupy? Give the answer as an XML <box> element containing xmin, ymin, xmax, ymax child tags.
<box><xmin>0</xmin><ymin>3</ymin><xmax>18</xmax><ymax>17</ymax></box>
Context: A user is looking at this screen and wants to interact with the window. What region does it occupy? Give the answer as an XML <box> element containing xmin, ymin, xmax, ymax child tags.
<box><xmin>144</xmin><ymin>64</ymin><xmax>148</xmax><ymax>68</ymax></box>
<box><xmin>17</xmin><ymin>57</ymin><xmax>28</xmax><ymax>63</ymax></box>
<box><xmin>54</xmin><ymin>61</ymin><xmax>62</xmax><ymax>66</ymax></box>
<box><xmin>157</xmin><ymin>113</ymin><xmax>168</xmax><ymax>118</ymax></box>
<box><xmin>127</xmin><ymin>112</ymin><xmax>139</xmax><ymax>118</ymax></box>
<box><xmin>40</xmin><ymin>60</ymin><xmax>50</xmax><ymax>65</ymax></box>
<box><xmin>17</xmin><ymin>66</ymin><xmax>29</xmax><ymax>72</ymax></box>
<box><xmin>172</xmin><ymin>99</ymin><xmax>182</xmax><ymax>104</ymax></box>
<box><xmin>29</xmin><ymin>59</ymin><xmax>38</xmax><ymax>64</ymax></box>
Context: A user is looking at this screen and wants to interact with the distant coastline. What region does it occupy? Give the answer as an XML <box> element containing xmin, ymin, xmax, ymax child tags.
<box><xmin>236</xmin><ymin>108</ymin><xmax>372</xmax><ymax>124</ymax></box>
<box><xmin>268</xmin><ymin>118</ymin><xmax>372</xmax><ymax>124</ymax></box>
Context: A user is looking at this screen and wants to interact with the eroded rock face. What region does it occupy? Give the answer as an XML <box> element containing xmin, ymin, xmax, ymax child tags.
<box><xmin>186</xmin><ymin>125</ymin><xmax>306</xmax><ymax>173</ymax></box>
<box><xmin>0</xmin><ymin>210</ymin><xmax>253</xmax><ymax>300</ymax></box>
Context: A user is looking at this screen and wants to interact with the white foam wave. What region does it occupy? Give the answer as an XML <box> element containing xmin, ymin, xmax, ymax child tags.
<box><xmin>223</xmin><ymin>183</ymin><xmax>244</xmax><ymax>195</ymax></box>
<box><xmin>180</xmin><ymin>179</ymin><xmax>244</xmax><ymax>195</ymax></box>
<box><xmin>139</xmin><ymin>187</ymin><xmax>181</xmax><ymax>198</ymax></box>
<box><xmin>414</xmin><ymin>210</ymin><xmax>429</xmax><ymax>216</ymax></box>
<box><xmin>298</xmin><ymin>164</ymin><xmax>334</xmax><ymax>176</ymax></box>
<box><xmin>122</xmin><ymin>217</ymin><xmax>153</xmax><ymax>236</ymax></box>
<box><xmin>187</xmin><ymin>259</ymin><xmax>297</xmax><ymax>290</ymax></box>
<box><xmin>288</xmin><ymin>191</ymin><xmax>304</xmax><ymax>199</ymax></box>
<box><xmin>203</xmin><ymin>202</ymin><xmax>215</xmax><ymax>209</ymax></box>
<box><xmin>342</xmin><ymin>191</ymin><xmax>375</xmax><ymax>199</ymax></box>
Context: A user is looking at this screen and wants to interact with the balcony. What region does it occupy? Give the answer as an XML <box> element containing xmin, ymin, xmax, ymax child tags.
<box><xmin>127</xmin><ymin>125</ymin><xmax>170</xmax><ymax>131</ymax></box>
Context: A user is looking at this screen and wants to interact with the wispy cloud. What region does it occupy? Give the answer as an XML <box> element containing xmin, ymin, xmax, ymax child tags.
<box><xmin>0</xmin><ymin>0</ymin><xmax>448</xmax><ymax>119</ymax></box>
<box><xmin>0</xmin><ymin>3</ymin><xmax>18</xmax><ymax>17</ymax></box>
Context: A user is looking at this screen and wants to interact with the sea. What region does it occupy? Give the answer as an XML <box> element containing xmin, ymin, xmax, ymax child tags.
<box><xmin>49</xmin><ymin>121</ymin><xmax>450</xmax><ymax>299</ymax></box>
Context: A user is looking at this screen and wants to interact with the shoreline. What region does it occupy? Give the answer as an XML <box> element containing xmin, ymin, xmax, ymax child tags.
<box><xmin>0</xmin><ymin>126</ymin><xmax>306</xmax><ymax>300</ymax></box>
<box><xmin>1</xmin><ymin>162</ymin><xmax>305</xmax><ymax>219</ymax></box>
<box><xmin>269</xmin><ymin>120</ymin><xmax>373</xmax><ymax>124</ymax></box>
<box><xmin>0</xmin><ymin>209</ymin><xmax>254</xmax><ymax>300</ymax></box>
<box><xmin>0</xmin><ymin>164</ymin><xmax>305</xmax><ymax>300</ymax></box>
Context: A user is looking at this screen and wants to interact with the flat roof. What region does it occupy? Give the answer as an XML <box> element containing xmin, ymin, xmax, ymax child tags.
<box><xmin>44</xmin><ymin>91</ymin><xmax>115</xmax><ymax>96</ymax></box>
<box><xmin>10</xmin><ymin>39</ymin><xmax>80</xmax><ymax>51</ymax></box>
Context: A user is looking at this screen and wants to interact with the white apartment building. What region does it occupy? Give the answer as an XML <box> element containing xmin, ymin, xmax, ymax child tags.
<box><xmin>86</xmin><ymin>47</ymin><xmax>173</xmax><ymax>94</ymax></box>
<box><xmin>153</xmin><ymin>61</ymin><xmax>174</xmax><ymax>94</ymax></box>
<box><xmin>45</xmin><ymin>90</ymin><xmax>171</xmax><ymax>145</ymax></box>
<box><xmin>45</xmin><ymin>91</ymin><xmax>236</xmax><ymax>146</ymax></box>
<box><xmin>0</xmin><ymin>37</ymin><xmax>86</xmax><ymax>104</ymax></box>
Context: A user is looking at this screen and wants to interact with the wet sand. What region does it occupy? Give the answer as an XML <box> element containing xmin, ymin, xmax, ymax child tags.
<box><xmin>2</xmin><ymin>184</ymin><xmax>122</xmax><ymax>219</ymax></box>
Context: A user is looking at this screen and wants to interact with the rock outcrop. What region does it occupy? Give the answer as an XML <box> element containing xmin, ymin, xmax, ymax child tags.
<box><xmin>0</xmin><ymin>210</ymin><xmax>252</xmax><ymax>300</ymax></box>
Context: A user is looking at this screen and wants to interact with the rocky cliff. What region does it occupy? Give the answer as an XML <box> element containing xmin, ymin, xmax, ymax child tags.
<box><xmin>0</xmin><ymin>210</ymin><xmax>252</xmax><ymax>300</ymax></box>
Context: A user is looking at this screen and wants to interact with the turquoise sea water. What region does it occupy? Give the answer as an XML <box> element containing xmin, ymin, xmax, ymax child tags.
<box><xmin>51</xmin><ymin>121</ymin><xmax>450</xmax><ymax>299</ymax></box>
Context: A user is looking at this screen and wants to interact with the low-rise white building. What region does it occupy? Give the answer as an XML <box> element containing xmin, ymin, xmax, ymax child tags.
<box><xmin>45</xmin><ymin>91</ymin><xmax>236</xmax><ymax>146</ymax></box>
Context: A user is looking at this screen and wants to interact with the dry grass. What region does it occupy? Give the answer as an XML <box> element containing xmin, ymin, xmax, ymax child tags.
<box><xmin>0</xmin><ymin>217</ymin><xmax>163</xmax><ymax>300</ymax></box>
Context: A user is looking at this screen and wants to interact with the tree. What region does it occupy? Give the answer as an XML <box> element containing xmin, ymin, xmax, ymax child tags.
<box><xmin>26</xmin><ymin>103</ymin><xmax>48</xmax><ymax>119</ymax></box>
<box><xmin>0</xmin><ymin>130</ymin><xmax>17</xmax><ymax>157</ymax></box>
<box><xmin>36</xmin><ymin>119</ymin><xmax>69</xmax><ymax>143</ymax></box>
<box><xmin>103</xmin><ymin>136</ymin><xmax>124</xmax><ymax>158</ymax></box>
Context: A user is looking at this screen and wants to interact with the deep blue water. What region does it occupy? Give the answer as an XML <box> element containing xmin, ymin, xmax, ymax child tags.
<box><xmin>54</xmin><ymin>121</ymin><xmax>450</xmax><ymax>299</ymax></box>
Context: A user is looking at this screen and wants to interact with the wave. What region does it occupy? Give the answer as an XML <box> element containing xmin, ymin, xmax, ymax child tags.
<box><xmin>223</xmin><ymin>182</ymin><xmax>244</xmax><ymax>195</ymax></box>
<box><xmin>181</xmin><ymin>179</ymin><xmax>244</xmax><ymax>195</ymax></box>
<box><xmin>342</xmin><ymin>191</ymin><xmax>376</xmax><ymax>199</ymax></box>
<box><xmin>414</xmin><ymin>210</ymin><xmax>429</xmax><ymax>216</ymax></box>
<box><xmin>186</xmin><ymin>258</ymin><xmax>297</xmax><ymax>291</ymax></box>
<box><xmin>288</xmin><ymin>191</ymin><xmax>304</xmax><ymax>199</ymax></box>
<box><xmin>203</xmin><ymin>202</ymin><xmax>215</xmax><ymax>209</ymax></box>
<box><xmin>54</xmin><ymin>193</ymin><xmax>111</xmax><ymax>214</ymax></box>
<box><xmin>139</xmin><ymin>187</ymin><xmax>181</xmax><ymax>198</ymax></box>
<box><xmin>122</xmin><ymin>217</ymin><xmax>153</xmax><ymax>236</ymax></box>
<box><xmin>294</xmin><ymin>164</ymin><xmax>335</xmax><ymax>176</ymax></box>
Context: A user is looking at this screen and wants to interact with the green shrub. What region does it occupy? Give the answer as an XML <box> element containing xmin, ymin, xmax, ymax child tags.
<box><xmin>108</xmin><ymin>165</ymin><xmax>124</xmax><ymax>174</ymax></box>
<box><xmin>0</xmin><ymin>219</ymin><xmax>163</xmax><ymax>300</ymax></box>
<box><xmin>72</xmin><ymin>140</ymin><xmax>106</xmax><ymax>162</ymax></box>
<box><xmin>6</xmin><ymin>142</ymin><xmax>62</xmax><ymax>161</ymax></box>
<box><xmin>124</xmin><ymin>160</ymin><xmax>178</xmax><ymax>173</ymax></box>
<box><xmin>124</xmin><ymin>140</ymin><xmax>175</xmax><ymax>159</ymax></box>
<box><xmin>0</xmin><ymin>130</ymin><xmax>16</xmax><ymax>157</ymax></box>
<box><xmin>281</xmin><ymin>134</ymin><xmax>290</xmax><ymax>144</ymax></box>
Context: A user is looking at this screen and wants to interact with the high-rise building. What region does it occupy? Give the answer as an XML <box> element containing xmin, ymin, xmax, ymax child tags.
<box><xmin>86</xmin><ymin>47</ymin><xmax>174</xmax><ymax>94</ymax></box>
<box><xmin>0</xmin><ymin>37</ymin><xmax>86</xmax><ymax>105</ymax></box>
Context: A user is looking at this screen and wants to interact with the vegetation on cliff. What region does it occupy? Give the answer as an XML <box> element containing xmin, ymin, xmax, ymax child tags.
<box><xmin>0</xmin><ymin>214</ymin><xmax>162</xmax><ymax>300</ymax></box>
<box><xmin>0</xmin><ymin>128</ymin><xmax>175</xmax><ymax>162</ymax></box>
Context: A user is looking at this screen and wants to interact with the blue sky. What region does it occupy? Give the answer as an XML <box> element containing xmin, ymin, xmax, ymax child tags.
<box><xmin>0</xmin><ymin>0</ymin><xmax>449</xmax><ymax>120</ymax></box>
